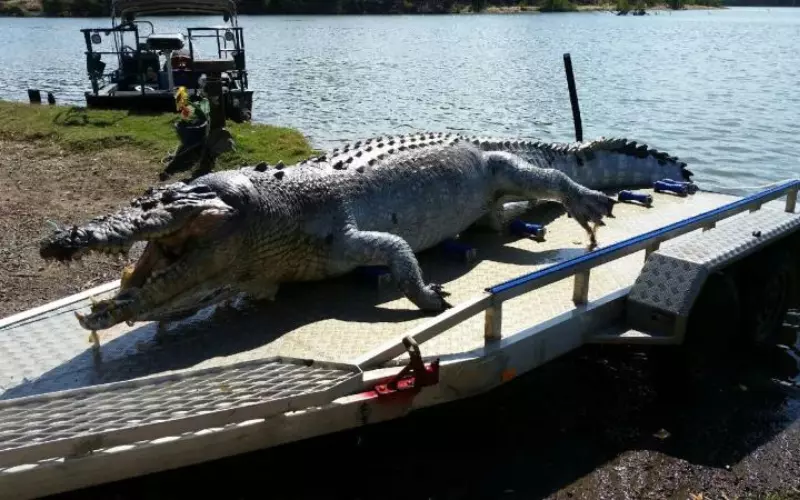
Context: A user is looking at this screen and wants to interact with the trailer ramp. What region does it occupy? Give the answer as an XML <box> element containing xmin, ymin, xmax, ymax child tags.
<box><xmin>0</xmin><ymin>356</ymin><xmax>361</xmax><ymax>473</ymax></box>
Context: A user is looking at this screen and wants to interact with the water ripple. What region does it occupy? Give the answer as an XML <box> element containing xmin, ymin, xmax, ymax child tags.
<box><xmin>0</xmin><ymin>8</ymin><xmax>798</xmax><ymax>192</ymax></box>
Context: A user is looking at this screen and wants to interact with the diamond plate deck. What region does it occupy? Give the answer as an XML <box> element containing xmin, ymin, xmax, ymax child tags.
<box><xmin>0</xmin><ymin>189</ymin><xmax>738</xmax><ymax>401</ymax></box>
<box><xmin>0</xmin><ymin>356</ymin><xmax>361</xmax><ymax>470</ymax></box>
<box><xmin>626</xmin><ymin>206</ymin><xmax>800</xmax><ymax>336</ymax></box>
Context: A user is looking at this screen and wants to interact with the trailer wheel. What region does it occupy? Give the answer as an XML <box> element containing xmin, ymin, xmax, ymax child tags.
<box><xmin>684</xmin><ymin>269</ymin><xmax>741</xmax><ymax>353</ymax></box>
<box><xmin>735</xmin><ymin>245</ymin><xmax>798</xmax><ymax>347</ymax></box>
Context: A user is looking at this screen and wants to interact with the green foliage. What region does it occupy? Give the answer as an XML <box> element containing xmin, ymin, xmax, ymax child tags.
<box><xmin>39</xmin><ymin>0</ymin><xmax>106</xmax><ymax>16</ymax></box>
<box><xmin>539</xmin><ymin>0</ymin><xmax>577</xmax><ymax>11</ymax></box>
<box><xmin>12</xmin><ymin>0</ymin><xmax>723</xmax><ymax>16</ymax></box>
<box><xmin>0</xmin><ymin>2</ymin><xmax>26</xmax><ymax>16</ymax></box>
<box><xmin>0</xmin><ymin>101</ymin><xmax>317</xmax><ymax>171</ymax></box>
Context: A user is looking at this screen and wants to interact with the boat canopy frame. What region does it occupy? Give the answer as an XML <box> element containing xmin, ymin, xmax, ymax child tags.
<box><xmin>111</xmin><ymin>0</ymin><xmax>239</xmax><ymax>21</ymax></box>
<box><xmin>80</xmin><ymin>0</ymin><xmax>248</xmax><ymax>103</ymax></box>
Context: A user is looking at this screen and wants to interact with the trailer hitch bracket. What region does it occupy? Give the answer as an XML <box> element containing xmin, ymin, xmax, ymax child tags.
<box><xmin>373</xmin><ymin>336</ymin><xmax>440</xmax><ymax>398</ymax></box>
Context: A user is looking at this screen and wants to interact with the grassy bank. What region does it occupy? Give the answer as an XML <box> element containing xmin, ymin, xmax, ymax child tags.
<box><xmin>0</xmin><ymin>0</ymin><xmax>725</xmax><ymax>17</ymax></box>
<box><xmin>0</xmin><ymin>99</ymin><xmax>316</xmax><ymax>317</ymax></box>
<box><xmin>0</xmin><ymin>100</ymin><xmax>316</xmax><ymax>174</ymax></box>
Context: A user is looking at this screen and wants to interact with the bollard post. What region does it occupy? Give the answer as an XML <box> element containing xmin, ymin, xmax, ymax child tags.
<box><xmin>27</xmin><ymin>89</ymin><xmax>41</xmax><ymax>105</ymax></box>
<box><xmin>563</xmin><ymin>53</ymin><xmax>583</xmax><ymax>142</ymax></box>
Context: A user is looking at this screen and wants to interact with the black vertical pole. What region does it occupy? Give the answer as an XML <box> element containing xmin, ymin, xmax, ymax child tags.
<box><xmin>563</xmin><ymin>53</ymin><xmax>583</xmax><ymax>142</ymax></box>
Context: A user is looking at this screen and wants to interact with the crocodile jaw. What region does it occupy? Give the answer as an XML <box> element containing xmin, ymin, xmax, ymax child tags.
<box><xmin>40</xmin><ymin>182</ymin><xmax>241</xmax><ymax>330</ymax></box>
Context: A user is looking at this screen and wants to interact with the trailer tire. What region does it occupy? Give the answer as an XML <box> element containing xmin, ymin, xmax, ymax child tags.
<box><xmin>734</xmin><ymin>244</ymin><xmax>798</xmax><ymax>347</ymax></box>
<box><xmin>684</xmin><ymin>269</ymin><xmax>742</xmax><ymax>353</ymax></box>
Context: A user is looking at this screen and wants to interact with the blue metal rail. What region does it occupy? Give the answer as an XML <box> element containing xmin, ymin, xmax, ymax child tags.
<box><xmin>487</xmin><ymin>179</ymin><xmax>800</xmax><ymax>302</ymax></box>
<box><xmin>357</xmin><ymin>179</ymin><xmax>799</xmax><ymax>368</ymax></box>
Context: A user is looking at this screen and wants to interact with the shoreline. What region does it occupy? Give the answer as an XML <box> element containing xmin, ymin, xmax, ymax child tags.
<box><xmin>0</xmin><ymin>98</ymin><xmax>315</xmax><ymax>319</ymax></box>
<box><xmin>0</xmin><ymin>2</ymin><xmax>729</xmax><ymax>18</ymax></box>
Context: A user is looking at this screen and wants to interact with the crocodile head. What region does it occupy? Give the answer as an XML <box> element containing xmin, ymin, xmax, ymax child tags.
<box><xmin>40</xmin><ymin>180</ymin><xmax>244</xmax><ymax>331</ymax></box>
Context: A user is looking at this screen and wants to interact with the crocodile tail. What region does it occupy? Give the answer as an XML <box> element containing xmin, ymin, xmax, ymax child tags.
<box><xmin>470</xmin><ymin>136</ymin><xmax>693</xmax><ymax>191</ymax></box>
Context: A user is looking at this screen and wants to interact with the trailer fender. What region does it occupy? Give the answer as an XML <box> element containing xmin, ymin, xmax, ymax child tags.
<box><xmin>625</xmin><ymin>207</ymin><xmax>800</xmax><ymax>347</ymax></box>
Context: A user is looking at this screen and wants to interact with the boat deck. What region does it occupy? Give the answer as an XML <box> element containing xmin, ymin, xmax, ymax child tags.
<box><xmin>0</xmin><ymin>189</ymin><xmax>738</xmax><ymax>401</ymax></box>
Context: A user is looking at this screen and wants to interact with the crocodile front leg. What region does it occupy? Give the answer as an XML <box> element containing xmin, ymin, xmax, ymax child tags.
<box><xmin>333</xmin><ymin>228</ymin><xmax>452</xmax><ymax>312</ymax></box>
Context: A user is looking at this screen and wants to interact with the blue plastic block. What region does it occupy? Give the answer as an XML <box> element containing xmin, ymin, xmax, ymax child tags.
<box><xmin>654</xmin><ymin>180</ymin><xmax>688</xmax><ymax>196</ymax></box>
<box><xmin>662</xmin><ymin>178</ymin><xmax>699</xmax><ymax>194</ymax></box>
<box><xmin>440</xmin><ymin>239</ymin><xmax>477</xmax><ymax>263</ymax></box>
<box><xmin>510</xmin><ymin>219</ymin><xmax>546</xmax><ymax>240</ymax></box>
<box><xmin>354</xmin><ymin>265</ymin><xmax>392</xmax><ymax>288</ymax></box>
<box><xmin>618</xmin><ymin>190</ymin><xmax>653</xmax><ymax>207</ymax></box>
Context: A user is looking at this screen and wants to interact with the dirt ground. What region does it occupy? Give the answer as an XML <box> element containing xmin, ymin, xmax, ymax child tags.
<box><xmin>0</xmin><ymin>140</ymin><xmax>161</xmax><ymax>318</ymax></box>
<box><xmin>1</xmin><ymin>139</ymin><xmax>798</xmax><ymax>500</ymax></box>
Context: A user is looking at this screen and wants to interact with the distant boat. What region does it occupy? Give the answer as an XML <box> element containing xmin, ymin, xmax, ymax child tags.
<box><xmin>80</xmin><ymin>0</ymin><xmax>253</xmax><ymax>122</ymax></box>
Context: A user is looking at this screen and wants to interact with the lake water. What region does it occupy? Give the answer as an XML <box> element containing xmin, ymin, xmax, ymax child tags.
<box><xmin>0</xmin><ymin>7</ymin><xmax>798</xmax><ymax>194</ymax></box>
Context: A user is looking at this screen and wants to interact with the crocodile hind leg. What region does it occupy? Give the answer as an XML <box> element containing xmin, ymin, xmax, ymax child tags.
<box><xmin>486</xmin><ymin>151</ymin><xmax>616</xmax><ymax>247</ymax></box>
<box><xmin>472</xmin><ymin>199</ymin><xmax>536</xmax><ymax>232</ymax></box>
<box><xmin>333</xmin><ymin>228</ymin><xmax>452</xmax><ymax>312</ymax></box>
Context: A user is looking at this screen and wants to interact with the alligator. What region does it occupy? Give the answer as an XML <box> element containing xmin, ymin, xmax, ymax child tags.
<box><xmin>39</xmin><ymin>132</ymin><xmax>692</xmax><ymax>332</ymax></box>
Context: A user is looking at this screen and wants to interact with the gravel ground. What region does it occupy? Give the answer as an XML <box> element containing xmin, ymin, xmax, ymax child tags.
<box><xmin>1</xmin><ymin>139</ymin><xmax>798</xmax><ymax>500</ymax></box>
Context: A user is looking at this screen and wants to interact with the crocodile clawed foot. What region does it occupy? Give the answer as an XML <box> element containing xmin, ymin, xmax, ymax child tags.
<box><xmin>587</xmin><ymin>232</ymin><xmax>599</xmax><ymax>251</ymax></box>
<box><xmin>565</xmin><ymin>187</ymin><xmax>616</xmax><ymax>248</ymax></box>
<box><xmin>427</xmin><ymin>283</ymin><xmax>453</xmax><ymax>311</ymax></box>
<box><xmin>429</xmin><ymin>283</ymin><xmax>451</xmax><ymax>297</ymax></box>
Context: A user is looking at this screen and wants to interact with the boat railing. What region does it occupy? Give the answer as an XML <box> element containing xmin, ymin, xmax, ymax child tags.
<box><xmin>355</xmin><ymin>179</ymin><xmax>800</xmax><ymax>369</ymax></box>
<box><xmin>186</xmin><ymin>26</ymin><xmax>247</xmax><ymax>88</ymax></box>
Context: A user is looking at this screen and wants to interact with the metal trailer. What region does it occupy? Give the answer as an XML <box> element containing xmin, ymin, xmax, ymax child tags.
<box><xmin>0</xmin><ymin>179</ymin><xmax>798</xmax><ymax>500</ymax></box>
